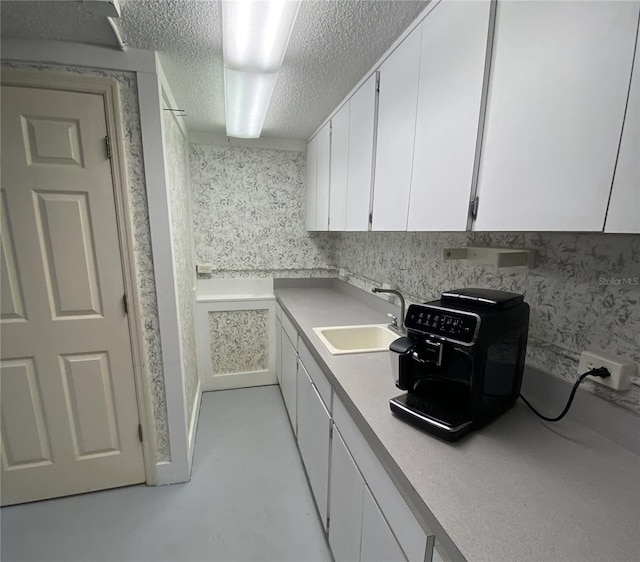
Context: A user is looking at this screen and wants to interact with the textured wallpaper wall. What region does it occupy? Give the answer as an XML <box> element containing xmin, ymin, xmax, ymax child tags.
<box><xmin>2</xmin><ymin>61</ymin><xmax>171</xmax><ymax>461</ymax></box>
<box><xmin>189</xmin><ymin>144</ymin><xmax>336</xmax><ymax>278</ymax></box>
<box><xmin>163</xmin><ymin>109</ymin><xmax>199</xmax><ymax>425</ymax></box>
<box><xmin>335</xmin><ymin>232</ymin><xmax>640</xmax><ymax>414</ymax></box>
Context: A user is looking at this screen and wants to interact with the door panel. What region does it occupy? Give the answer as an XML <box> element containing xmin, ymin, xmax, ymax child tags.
<box><xmin>60</xmin><ymin>352</ymin><xmax>120</xmax><ymax>458</ymax></box>
<box><xmin>22</xmin><ymin>115</ymin><xmax>84</xmax><ymax>166</ymax></box>
<box><xmin>0</xmin><ymin>357</ymin><xmax>52</xmax><ymax>469</ymax></box>
<box><xmin>0</xmin><ymin>190</ymin><xmax>27</xmax><ymax>322</ymax></box>
<box><xmin>34</xmin><ymin>191</ymin><xmax>102</xmax><ymax>318</ymax></box>
<box><xmin>0</xmin><ymin>84</ymin><xmax>145</xmax><ymax>505</ymax></box>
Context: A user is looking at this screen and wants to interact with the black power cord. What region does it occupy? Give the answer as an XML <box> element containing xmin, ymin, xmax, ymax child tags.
<box><xmin>519</xmin><ymin>367</ymin><xmax>610</xmax><ymax>422</ymax></box>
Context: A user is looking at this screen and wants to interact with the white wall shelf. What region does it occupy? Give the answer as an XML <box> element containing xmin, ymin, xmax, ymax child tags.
<box><xmin>443</xmin><ymin>247</ymin><xmax>536</xmax><ymax>268</ymax></box>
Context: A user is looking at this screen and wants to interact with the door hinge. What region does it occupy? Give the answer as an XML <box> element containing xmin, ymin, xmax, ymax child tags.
<box><xmin>138</xmin><ymin>424</ymin><xmax>143</xmax><ymax>443</ymax></box>
<box><xmin>105</xmin><ymin>136</ymin><xmax>112</xmax><ymax>160</ymax></box>
<box><xmin>469</xmin><ymin>196</ymin><xmax>480</xmax><ymax>220</ymax></box>
<box><xmin>123</xmin><ymin>293</ymin><xmax>128</xmax><ymax>315</ymax></box>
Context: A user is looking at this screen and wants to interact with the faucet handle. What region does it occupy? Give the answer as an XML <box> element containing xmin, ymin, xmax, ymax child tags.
<box><xmin>387</xmin><ymin>313</ymin><xmax>398</xmax><ymax>327</ymax></box>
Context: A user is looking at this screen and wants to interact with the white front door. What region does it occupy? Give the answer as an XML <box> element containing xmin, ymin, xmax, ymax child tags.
<box><xmin>1</xmin><ymin>84</ymin><xmax>145</xmax><ymax>505</ymax></box>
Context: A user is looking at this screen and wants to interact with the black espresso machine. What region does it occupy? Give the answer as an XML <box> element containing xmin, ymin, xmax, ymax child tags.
<box><xmin>389</xmin><ymin>288</ymin><xmax>529</xmax><ymax>441</ymax></box>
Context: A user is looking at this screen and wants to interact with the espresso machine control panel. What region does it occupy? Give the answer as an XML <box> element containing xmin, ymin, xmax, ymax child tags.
<box><xmin>405</xmin><ymin>304</ymin><xmax>479</xmax><ymax>344</ymax></box>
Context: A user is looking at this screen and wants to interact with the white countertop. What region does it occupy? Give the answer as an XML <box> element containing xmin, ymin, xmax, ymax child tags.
<box><xmin>276</xmin><ymin>285</ymin><xmax>640</xmax><ymax>562</ymax></box>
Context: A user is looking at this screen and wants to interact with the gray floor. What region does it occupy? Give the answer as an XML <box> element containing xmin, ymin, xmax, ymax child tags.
<box><xmin>1</xmin><ymin>386</ymin><xmax>332</xmax><ymax>562</ymax></box>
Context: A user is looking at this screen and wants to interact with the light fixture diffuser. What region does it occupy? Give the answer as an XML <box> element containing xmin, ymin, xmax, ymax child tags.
<box><xmin>221</xmin><ymin>0</ymin><xmax>300</xmax><ymax>138</ymax></box>
<box><xmin>224</xmin><ymin>69</ymin><xmax>278</xmax><ymax>139</ymax></box>
<box><xmin>222</xmin><ymin>0</ymin><xmax>300</xmax><ymax>73</ymax></box>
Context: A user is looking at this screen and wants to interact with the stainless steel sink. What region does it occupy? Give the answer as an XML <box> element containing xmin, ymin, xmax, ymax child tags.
<box><xmin>312</xmin><ymin>324</ymin><xmax>399</xmax><ymax>355</ymax></box>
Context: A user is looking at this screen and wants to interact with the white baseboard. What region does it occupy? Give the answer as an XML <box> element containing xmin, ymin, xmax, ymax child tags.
<box><xmin>201</xmin><ymin>371</ymin><xmax>277</xmax><ymax>392</ymax></box>
<box><xmin>155</xmin><ymin>459</ymin><xmax>189</xmax><ymax>486</ymax></box>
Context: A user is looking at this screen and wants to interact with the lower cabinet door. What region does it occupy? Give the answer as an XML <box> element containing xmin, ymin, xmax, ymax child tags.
<box><xmin>280</xmin><ymin>329</ymin><xmax>297</xmax><ymax>434</ymax></box>
<box><xmin>275</xmin><ymin>317</ymin><xmax>282</xmax><ymax>385</ymax></box>
<box><xmin>329</xmin><ymin>427</ymin><xmax>365</xmax><ymax>562</ymax></box>
<box><xmin>297</xmin><ymin>361</ymin><xmax>331</xmax><ymax>529</ymax></box>
<box><xmin>361</xmin><ymin>485</ymin><xmax>406</xmax><ymax>562</ymax></box>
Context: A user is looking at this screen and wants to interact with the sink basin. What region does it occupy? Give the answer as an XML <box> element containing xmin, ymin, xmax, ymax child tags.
<box><xmin>312</xmin><ymin>324</ymin><xmax>400</xmax><ymax>355</ymax></box>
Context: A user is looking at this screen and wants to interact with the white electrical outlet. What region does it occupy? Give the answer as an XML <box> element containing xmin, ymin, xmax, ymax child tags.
<box><xmin>577</xmin><ymin>350</ymin><xmax>636</xmax><ymax>391</ymax></box>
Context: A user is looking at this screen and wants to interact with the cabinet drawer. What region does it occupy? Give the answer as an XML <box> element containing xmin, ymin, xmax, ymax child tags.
<box><xmin>298</xmin><ymin>339</ymin><xmax>332</xmax><ymax>411</ymax></box>
<box><xmin>333</xmin><ymin>395</ymin><xmax>432</xmax><ymax>562</ymax></box>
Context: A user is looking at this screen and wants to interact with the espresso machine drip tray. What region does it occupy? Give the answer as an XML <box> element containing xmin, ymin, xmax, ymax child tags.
<box><xmin>390</xmin><ymin>394</ymin><xmax>473</xmax><ymax>441</ymax></box>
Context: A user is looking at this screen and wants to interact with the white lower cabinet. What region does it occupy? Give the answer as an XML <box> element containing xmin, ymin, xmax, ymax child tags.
<box><xmin>330</xmin><ymin>427</ymin><xmax>407</xmax><ymax>562</ymax></box>
<box><xmin>297</xmin><ymin>360</ymin><xmax>331</xmax><ymax>529</ymax></box>
<box><xmin>361</xmin><ymin>485</ymin><xmax>406</xmax><ymax>562</ymax></box>
<box><xmin>329</xmin><ymin>428</ymin><xmax>366</xmax><ymax>562</ymax></box>
<box><xmin>275</xmin><ymin>315</ymin><xmax>282</xmax><ymax>386</ymax></box>
<box><xmin>276</xmin><ymin>309</ymin><xmax>437</xmax><ymax>562</ymax></box>
<box><xmin>280</xmin><ymin>326</ymin><xmax>297</xmax><ymax>435</ymax></box>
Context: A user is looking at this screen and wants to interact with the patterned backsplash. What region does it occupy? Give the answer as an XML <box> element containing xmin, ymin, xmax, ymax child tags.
<box><xmin>188</xmin><ymin>143</ymin><xmax>639</xmax><ymax>415</ymax></box>
<box><xmin>334</xmin><ymin>231</ymin><xmax>640</xmax><ymax>414</ymax></box>
<box><xmin>190</xmin><ymin>143</ymin><xmax>336</xmax><ymax>274</ymax></box>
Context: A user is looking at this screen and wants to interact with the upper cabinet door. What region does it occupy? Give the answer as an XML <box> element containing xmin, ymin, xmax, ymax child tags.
<box><xmin>606</xmin><ymin>16</ymin><xmax>640</xmax><ymax>233</ymax></box>
<box><xmin>315</xmin><ymin>122</ymin><xmax>331</xmax><ymax>231</ymax></box>
<box><xmin>346</xmin><ymin>74</ymin><xmax>378</xmax><ymax>232</ymax></box>
<box><xmin>330</xmin><ymin>103</ymin><xmax>350</xmax><ymax>231</ymax></box>
<box><xmin>371</xmin><ymin>26</ymin><xmax>422</xmax><ymax>231</ymax></box>
<box><xmin>475</xmin><ymin>0</ymin><xmax>639</xmax><ymax>231</ymax></box>
<box><xmin>407</xmin><ymin>0</ymin><xmax>492</xmax><ymax>232</ymax></box>
<box><xmin>305</xmin><ymin>134</ymin><xmax>318</xmax><ymax>231</ymax></box>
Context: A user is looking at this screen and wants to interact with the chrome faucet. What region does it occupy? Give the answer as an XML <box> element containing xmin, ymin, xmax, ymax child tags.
<box><xmin>372</xmin><ymin>287</ymin><xmax>406</xmax><ymax>335</ymax></box>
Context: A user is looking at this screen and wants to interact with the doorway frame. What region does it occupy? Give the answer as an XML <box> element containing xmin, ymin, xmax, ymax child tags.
<box><xmin>1</xmin><ymin>68</ymin><xmax>157</xmax><ymax>484</ymax></box>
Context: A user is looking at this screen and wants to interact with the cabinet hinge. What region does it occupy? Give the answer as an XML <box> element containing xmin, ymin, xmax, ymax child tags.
<box><xmin>375</xmin><ymin>73</ymin><xmax>380</xmax><ymax>93</ymax></box>
<box><xmin>137</xmin><ymin>424</ymin><xmax>143</xmax><ymax>443</ymax></box>
<box><xmin>123</xmin><ymin>293</ymin><xmax>128</xmax><ymax>315</ymax></box>
<box><xmin>469</xmin><ymin>196</ymin><xmax>480</xmax><ymax>220</ymax></box>
<box><xmin>329</xmin><ymin>425</ymin><xmax>334</xmax><ymax>439</ymax></box>
<box><xmin>105</xmin><ymin>136</ymin><xmax>112</xmax><ymax>160</ymax></box>
<box><xmin>369</xmin><ymin>211</ymin><xmax>373</xmax><ymax>225</ymax></box>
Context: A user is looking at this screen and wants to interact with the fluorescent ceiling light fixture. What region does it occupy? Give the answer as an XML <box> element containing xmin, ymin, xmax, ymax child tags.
<box><xmin>222</xmin><ymin>0</ymin><xmax>300</xmax><ymax>73</ymax></box>
<box><xmin>222</xmin><ymin>0</ymin><xmax>300</xmax><ymax>138</ymax></box>
<box><xmin>224</xmin><ymin>69</ymin><xmax>278</xmax><ymax>138</ymax></box>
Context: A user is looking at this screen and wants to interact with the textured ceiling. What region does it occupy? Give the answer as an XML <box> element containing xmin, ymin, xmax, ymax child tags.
<box><xmin>1</xmin><ymin>0</ymin><xmax>429</xmax><ymax>140</ymax></box>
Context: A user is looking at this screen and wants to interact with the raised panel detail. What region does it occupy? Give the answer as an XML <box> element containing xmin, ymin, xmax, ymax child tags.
<box><xmin>0</xmin><ymin>358</ymin><xmax>52</xmax><ymax>469</ymax></box>
<box><xmin>208</xmin><ymin>310</ymin><xmax>269</xmax><ymax>375</ymax></box>
<box><xmin>21</xmin><ymin>116</ymin><xmax>84</xmax><ymax>167</ymax></box>
<box><xmin>34</xmin><ymin>191</ymin><xmax>102</xmax><ymax>319</ymax></box>
<box><xmin>60</xmin><ymin>352</ymin><xmax>120</xmax><ymax>458</ymax></box>
<box><xmin>0</xmin><ymin>190</ymin><xmax>26</xmax><ymax>322</ymax></box>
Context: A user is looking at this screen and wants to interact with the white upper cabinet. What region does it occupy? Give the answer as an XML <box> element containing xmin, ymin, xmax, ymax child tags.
<box><xmin>371</xmin><ymin>25</ymin><xmax>422</xmax><ymax>231</ymax></box>
<box><xmin>306</xmin><ymin>122</ymin><xmax>331</xmax><ymax>231</ymax></box>
<box><xmin>606</xmin><ymin>16</ymin><xmax>640</xmax><ymax>233</ymax></box>
<box><xmin>305</xmin><ymin>133</ymin><xmax>318</xmax><ymax>231</ymax></box>
<box><xmin>330</xmin><ymin>103</ymin><xmax>350</xmax><ymax>231</ymax></box>
<box><xmin>315</xmin><ymin>122</ymin><xmax>331</xmax><ymax>231</ymax></box>
<box><xmin>474</xmin><ymin>0</ymin><xmax>639</xmax><ymax>231</ymax></box>
<box><xmin>346</xmin><ymin>74</ymin><xmax>378</xmax><ymax>231</ymax></box>
<box><xmin>407</xmin><ymin>0</ymin><xmax>492</xmax><ymax>232</ymax></box>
